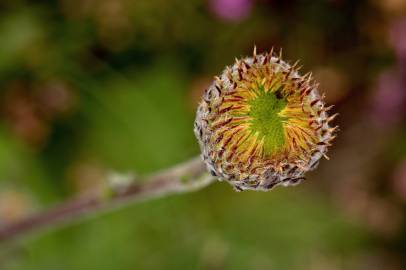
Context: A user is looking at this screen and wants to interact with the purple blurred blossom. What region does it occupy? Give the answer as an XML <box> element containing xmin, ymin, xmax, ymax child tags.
<box><xmin>372</xmin><ymin>18</ymin><xmax>406</xmax><ymax>128</ymax></box>
<box><xmin>209</xmin><ymin>0</ymin><xmax>253</xmax><ymax>22</ymax></box>
<box><xmin>390</xmin><ymin>18</ymin><xmax>406</xmax><ymax>62</ymax></box>
<box><xmin>370</xmin><ymin>69</ymin><xmax>405</xmax><ymax>128</ymax></box>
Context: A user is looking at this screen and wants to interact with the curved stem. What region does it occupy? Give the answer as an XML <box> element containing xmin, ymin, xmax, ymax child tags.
<box><xmin>0</xmin><ymin>156</ymin><xmax>213</xmax><ymax>243</ymax></box>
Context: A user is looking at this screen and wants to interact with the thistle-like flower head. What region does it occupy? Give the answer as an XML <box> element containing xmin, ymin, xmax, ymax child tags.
<box><xmin>194</xmin><ymin>48</ymin><xmax>338</xmax><ymax>191</ymax></box>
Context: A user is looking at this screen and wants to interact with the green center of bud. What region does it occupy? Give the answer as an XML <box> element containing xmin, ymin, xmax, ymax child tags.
<box><xmin>248</xmin><ymin>86</ymin><xmax>287</xmax><ymax>156</ymax></box>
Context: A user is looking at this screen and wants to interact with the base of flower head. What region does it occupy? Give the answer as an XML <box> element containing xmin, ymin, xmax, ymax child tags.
<box><xmin>202</xmin><ymin>153</ymin><xmax>308</xmax><ymax>191</ymax></box>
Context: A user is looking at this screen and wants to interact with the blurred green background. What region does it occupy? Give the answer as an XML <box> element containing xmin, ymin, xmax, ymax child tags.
<box><xmin>0</xmin><ymin>0</ymin><xmax>405</xmax><ymax>269</ymax></box>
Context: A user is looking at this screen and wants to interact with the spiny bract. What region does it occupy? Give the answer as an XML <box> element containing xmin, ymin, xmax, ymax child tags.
<box><xmin>194</xmin><ymin>48</ymin><xmax>337</xmax><ymax>191</ymax></box>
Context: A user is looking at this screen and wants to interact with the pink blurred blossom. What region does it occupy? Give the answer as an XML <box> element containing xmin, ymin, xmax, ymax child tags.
<box><xmin>209</xmin><ymin>0</ymin><xmax>253</xmax><ymax>22</ymax></box>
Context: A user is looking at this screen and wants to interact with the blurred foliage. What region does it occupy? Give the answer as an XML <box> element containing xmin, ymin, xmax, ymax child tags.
<box><xmin>2</xmin><ymin>187</ymin><xmax>367</xmax><ymax>270</ymax></box>
<box><xmin>0</xmin><ymin>0</ymin><xmax>405</xmax><ymax>269</ymax></box>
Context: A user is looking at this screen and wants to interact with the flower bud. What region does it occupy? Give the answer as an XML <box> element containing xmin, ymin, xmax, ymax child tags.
<box><xmin>194</xmin><ymin>48</ymin><xmax>337</xmax><ymax>191</ymax></box>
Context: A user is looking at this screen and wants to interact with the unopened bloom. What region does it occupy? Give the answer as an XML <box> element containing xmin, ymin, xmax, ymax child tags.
<box><xmin>209</xmin><ymin>0</ymin><xmax>252</xmax><ymax>22</ymax></box>
<box><xmin>194</xmin><ymin>48</ymin><xmax>337</xmax><ymax>191</ymax></box>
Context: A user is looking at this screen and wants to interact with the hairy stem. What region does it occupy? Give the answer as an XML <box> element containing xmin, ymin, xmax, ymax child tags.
<box><xmin>0</xmin><ymin>156</ymin><xmax>213</xmax><ymax>243</ymax></box>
